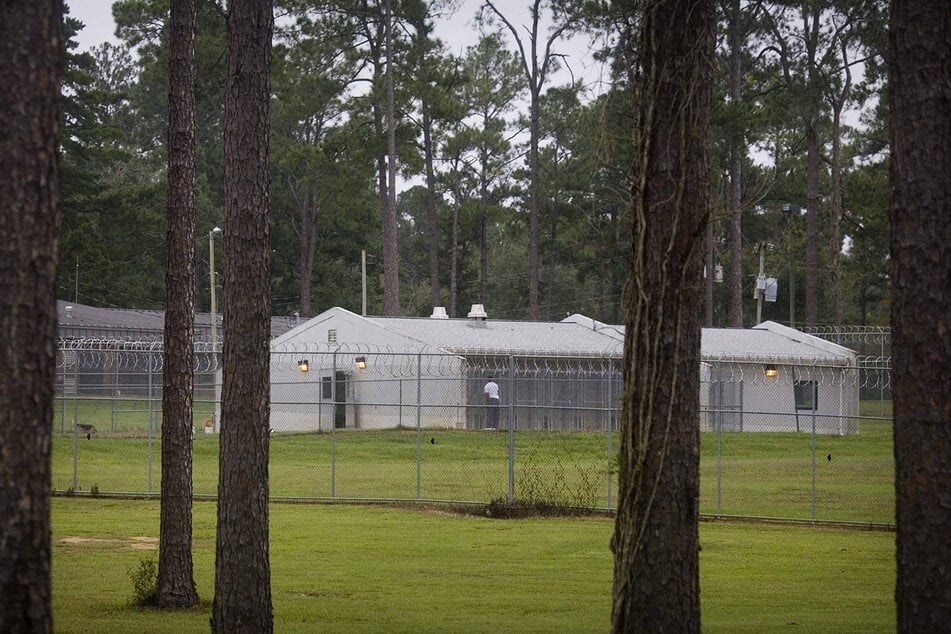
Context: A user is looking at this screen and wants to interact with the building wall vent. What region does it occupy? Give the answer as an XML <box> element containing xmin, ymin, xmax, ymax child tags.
<box><xmin>65</xmin><ymin>305</ymin><xmax>73</xmax><ymax>319</ymax></box>
<box><xmin>328</xmin><ymin>328</ymin><xmax>337</xmax><ymax>344</ymax></box>
<box><xmin>430</xmin><ymin>307</ymin><xmax>449</xmax><ymax>319</ymax></box>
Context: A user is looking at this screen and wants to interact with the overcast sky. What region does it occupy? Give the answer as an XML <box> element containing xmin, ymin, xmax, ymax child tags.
<box><xmin>66</xmin><ymin>0</ymin><xmax>608</xmax><ymax>97</ymax></box>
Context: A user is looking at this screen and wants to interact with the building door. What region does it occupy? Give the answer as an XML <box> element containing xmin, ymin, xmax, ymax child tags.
<box><xmin>709</xmin><ymin>379</ymin><xmax>743</xmax><ymax>431</ymax></box>
<box><xmin>334</xmin><ymin>370</ymin><xmax>347</xmax><ymax>429</ymax></box>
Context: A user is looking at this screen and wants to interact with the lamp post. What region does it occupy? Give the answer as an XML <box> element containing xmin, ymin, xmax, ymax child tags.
<box><xmin>209</xmin><ymin>226</ymin><xmax>222</xmax><ymax>348</ymax></box>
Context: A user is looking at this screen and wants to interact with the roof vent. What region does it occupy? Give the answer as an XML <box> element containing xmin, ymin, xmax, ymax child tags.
<box><xmin>467</xmin><ymin>304</ymin><xmax>488</xmax><ymax>327</ymax></box>
<box><xmin>65</xmin><ymin>305</ymin><xmax>73</xmax><ymax>319</ymax></box>
<box><xmin>430</xmin><ymin>306</ymin><xmax>449</xmax><ymax>320</ymax></box>
<box><xmin>467</xmin><ymin>304</ymin><xmax>487</xmax><ymax>320</ymax></box>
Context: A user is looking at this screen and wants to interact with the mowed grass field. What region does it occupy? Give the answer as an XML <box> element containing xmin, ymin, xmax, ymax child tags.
<box><xmin>52</xmin><ymin>498</ymin><xmax>895</xmax><ymax>633</ymax></box>
<box><xmin>52</xmin><ymin>399</ymin><xmax>894</xmax><ymax>525</ymax></box>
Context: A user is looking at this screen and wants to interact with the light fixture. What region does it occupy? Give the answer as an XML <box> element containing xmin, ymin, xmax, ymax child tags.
<box><xmin>764</xmin><ymin>364</ymin><xmax>778</xmax><ymax>378</ymax></box>
<box><xmin>298</xmin><ymin>359</ymin><xmax>309</xmax><ymax>372</ymax></box>
<box><xmin>355</xmin><ymin>356</ymin><xmax>367</xmax><ymax>370</ymax></box>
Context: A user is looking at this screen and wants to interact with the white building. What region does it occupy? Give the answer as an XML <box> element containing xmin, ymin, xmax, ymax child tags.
<box><xmin>238</xmin><ymin>308</ymin><xmax>859</xmax><ymax>435</ymax></box>
<box><xmin>560</xmin><ymin>316</ymin><xmax>860</xmax><ymax>434</ymax></box>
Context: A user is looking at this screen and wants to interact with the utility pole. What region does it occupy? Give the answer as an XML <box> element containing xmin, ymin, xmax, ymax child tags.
<box><xmin>756</xmin><ymin>243</ymin><xmax>765</xmax><ymax>324</ymax></box>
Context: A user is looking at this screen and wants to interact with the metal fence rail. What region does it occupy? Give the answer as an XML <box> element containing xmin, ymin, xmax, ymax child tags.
<box><xmin>53</xmin><ymin>340</ymin><xmax>894</xmax><ymax>526</ymax></box>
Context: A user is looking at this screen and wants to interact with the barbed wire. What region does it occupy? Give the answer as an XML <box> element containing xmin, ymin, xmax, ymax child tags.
<box><xmin>800</xmin><ymin>325</ymin><xmax>891</xmax><ymax>346</ymax></box>
<box><xmin>55</xmin><ymin>338</ymin><xmax>891</xmax><ymax>390</ymax></box>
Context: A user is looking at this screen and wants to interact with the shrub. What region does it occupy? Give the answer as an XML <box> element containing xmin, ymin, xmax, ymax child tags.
<box><xmin>129</xmin><ymin>557</ymin><xmax>158</xmax><ymax>606</ymax></box>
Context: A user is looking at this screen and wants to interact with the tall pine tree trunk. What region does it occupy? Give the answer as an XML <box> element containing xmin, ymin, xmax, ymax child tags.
<box><xmin>422</xmin><ymin>105</ymin><xmax>440</xmax><ymax>308</ymax></box>
<box><xmin>528</xmin><ymin>85</ymin><xmax>541</xmax><ymax>319</ymax></box>
<box><xmin>450</xmin><ymin>200</ymin><xmax>460</xmax><ymax>318</ymax></box>
<box><xmin>829</xmin><ymin>106</ymin><xmax>843</xmax><ymax>328</ymax></box>
<box><xmin>889</xmin><ymin>0</ymin><xmax>951</xmax><ymax>629</ymax></box>
<box><xmin>0</xmin><ymin>3</ymin><xmax>62</xmax><ymax>631</ymax></box>
<box><xmin>297</xmin><ymin>190</ymin><xmax>317</xmax><ymax>318</ymax></box>
<box><xmin>804</xmin><ymin>122</ymin><xmax>820</xmax><ymax>325</ymax></box>
<box><xmin>213</xmin><ymin>0</ymin><xmax>274</xmax><ymax>630</ymax></box>
<box><xmin>611</xmin><ymin>0</ymin><xmax>713</xmax><ymax>630</ymax></box>
<box><xmin>727</xmin><ymin>0</ymin><xmax>744</xmax><ymax>328</ymax></box>
<box><xmin>158</xmin><ymin>0</ymin><xmax>199</xmax><ymax>609</ymax></box>
<box><xmin>382</xmin><ymin>0</ymin><xmax>400</xmax><ymax>315</ymax></box>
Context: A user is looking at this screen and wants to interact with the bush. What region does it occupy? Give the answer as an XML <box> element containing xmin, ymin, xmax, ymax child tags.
<box><xmin>484</xmin><ymin>497</ymin><xmax>602</xmax><ymax>519</ymax></box>
<box><xmin>129</xmin><ymin>557</ymin><xmax>157</xmax><ymax>606</ymax></box>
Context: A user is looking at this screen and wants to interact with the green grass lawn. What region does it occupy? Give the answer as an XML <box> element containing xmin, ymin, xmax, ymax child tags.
<box><xmin>51</xmin><ymin>498</ymin><xmax>895</xmax><ymax>633</ymax></box>
<box><xmin>53</xmin><ymin>420</ymin><xmax>894</xmax><ymax>525</ymax></box>
<box><xmin>699</xmin><ymin>416</ymin><xmax>894</xmax><ymax>523</ymax></box>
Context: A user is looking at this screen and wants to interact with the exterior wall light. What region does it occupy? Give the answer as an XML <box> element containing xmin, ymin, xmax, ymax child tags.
<box><xmin>764</xmin><ymin>364</ymin><xmax>778</xmax><ymax>378</ymax></box>
<box><xmin>298</xmin><ymin>359</ymin><xmax>309</xmax><ymax>373</ymax></box>
<box><xmin>355</xmin><ymin>356</ymin><xmax>367</xmax><ymax>370</ymax></box>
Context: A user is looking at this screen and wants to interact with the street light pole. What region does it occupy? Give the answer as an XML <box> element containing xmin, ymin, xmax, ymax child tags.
<box><xmin>209</xmin><ymin>226</ymin><xmax>221</xmax><ymax>348</ymax></box>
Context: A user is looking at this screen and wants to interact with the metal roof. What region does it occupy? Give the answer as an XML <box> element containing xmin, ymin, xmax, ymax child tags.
<box><xmin>274</xmin><ymin>308</ymin><xmax>857</xmax><ymax>363</ymax></box>
<box><xmin>370</xmin><ymin>315</ymin><xmax>623</xmax><ymax>356</ymax></box>
<box><xmin>57</xmin><ymin>300</ymin><xmax>297</xmax><ymax>341</ymax></box>
<box><xmin>562</xmin><ymin>314</ymin><xmax>856</xmax><ymax>363</ymax></box>
<box><xmin>701</xmin><ymin>322</ymin><xmax>856</xmax><ymax>363</ymax></box>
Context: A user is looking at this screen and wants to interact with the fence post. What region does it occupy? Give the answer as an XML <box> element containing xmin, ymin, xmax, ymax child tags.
<box><xmin>606</xmin><ymin>364</ymin><xmax>613</xmax><ymax>509</ymax></box>
<box><xmin>112</xmin><ymin>350</ymin><xmax>119</xmax><ymax>432</ymax></box>
<box><xmin>508</xmin><ymin>354</ymin><xmax>515</xmax><ymax>504</ymax></box>
<box><xmin>331</xmin><ymin>350</ymin><xmax>337</xmax><ymax>499</ymax></box>
<box><xmin>811</xmin><ymin>404</ymin><xmax>817</xmax><ymax>521</ymax></box>
<box><xmin>716</xmin><ymin>362</ymin><xmax>722</xmax><ymax>516</ymax></box>
<box><xmin>60</xmin><ymin>355</ymin><xmax>66</xmax><ymax>436</ymax></box>
<box><xmin>147</xmin><ymin>349</ymin><xmax>154</xmax><ymax>494</ymax></box>
<box><xmin>72</xmin><ymin>400</ymin><xmax>78</xmax><ymax>493</ymax></box>
<box><xmin>416</xmin><ymin>352</ymin><xmax>422</xmax><ymax>501</ymax></box>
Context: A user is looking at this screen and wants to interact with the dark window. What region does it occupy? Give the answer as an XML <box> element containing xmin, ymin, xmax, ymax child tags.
<box><xmin>794</xmin><ymin>380</ymin><xmax>818</xmax><ymax>411</ymax></box>
<box><xmin>321</xmin><ymin>376</ymin><xmax>332</xmax><ymax>400</ymax></box>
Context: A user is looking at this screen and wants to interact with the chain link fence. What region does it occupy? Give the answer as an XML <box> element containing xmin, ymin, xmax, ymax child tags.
<box><xmin>53</xmin><ymin>339</ymin><xmax>893</xmax><ymax>526</ymax></box>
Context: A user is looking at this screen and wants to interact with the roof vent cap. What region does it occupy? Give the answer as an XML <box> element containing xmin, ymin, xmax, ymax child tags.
<box><xmin>430</xmin><ymin>306</ymin><xmax>449</xmax><ymax>319</ymax></box>
<box><xmin>467</xmin><ymin>304</ymin><xmax>487</xmax><ymax>320</ymax></box>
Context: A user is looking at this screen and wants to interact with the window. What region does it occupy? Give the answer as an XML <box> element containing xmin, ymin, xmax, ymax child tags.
<box><xmin>321</xmin><ymin>376</ymin><xmax>333</xmax><ymax>400</ymax></box>
<box><xmin>327</xmin><ymin>328</ymin><xmax>337</xmax><ymax>344</ymax></box>
<box><xmin>794</xmin><ymin>380</ymin><xmax>818</xmax><ymax>411</ymax></box>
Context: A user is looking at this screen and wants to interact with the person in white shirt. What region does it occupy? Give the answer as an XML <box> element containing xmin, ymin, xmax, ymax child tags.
<box><xmin>483</xmin><ymin>378</ymin><xmax>500</xmax><ymax>429</ymax></box>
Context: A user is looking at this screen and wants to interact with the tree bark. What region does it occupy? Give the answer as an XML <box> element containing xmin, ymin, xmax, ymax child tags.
<box><xmin>382</xmin><ymin>0</ymin><xmax>400</xmax><ymax>315</ymax></box>
<box><xmin>450</xmin><ymin>201</ymin><xmax>460</xmax><ymax>318</ymax></box>
<box><xmin>804</xmin><ymin>121</ymin><xmax>820</xmax><ymax>325</ymax></box>
<box><xmin>479</xmin><ymin>161</ymin><xmax>490</xmax><ymax>306</ymax></box>
<box><xmin>727</xmin><ymin>0</ymin><xmax>744</xmax><ymax>328</ymax></box>
<box><xmin>422</xmin><ymin>104</ymin><xmax>441</xmax><ymax>309</ymax></box>
<box><xmin>213</xmin><ymin>0</ymin><xmax>274</xmax><ymax>631</ymax></box>
<box><xmin>829</xmin><ymin>104</ymin><xmax>843</xmax><ymax>328</ymax></box>
<box><xmin>611</xmin><ymin>0</ymin><xmax>713</xmax><ymax>631</ymax></box>
<box><xmin>158</xmin><ymin>0</ymin><xmax>199</xmax><ymax>609</ymax></box>
<box><xmin>528</xmin><ymin>81</ymin><xmax>541</xmax><ymax>320</ymax></box>
<box><xmin>297</xmin><ymin>189</ymin><xmax>317</xmax><ymax>318</ymax></box>
<box><xmin>0</xmin><ymin>3</ymin><xmax>62</xmax><ymax>632</ymax></box>
<box><xmin>889</xmin><ymin>0</ymin><xmax>951</xmax><ymax>630</ymax></box>
<box><xmin>705</xmin><ymin>218</ymin><xmax>714</xmax><ymax>326</ymax></box>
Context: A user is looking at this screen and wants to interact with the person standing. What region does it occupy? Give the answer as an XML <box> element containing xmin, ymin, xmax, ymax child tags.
<box><xmin>483</xmin><ymin>378</ymin><xmax>500</xmax><ymax>429</ymax></box>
